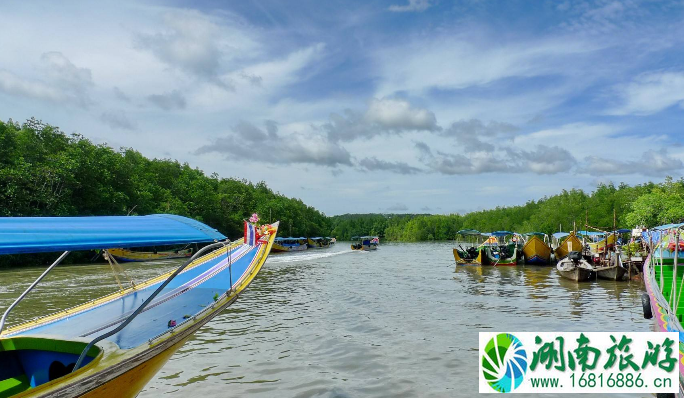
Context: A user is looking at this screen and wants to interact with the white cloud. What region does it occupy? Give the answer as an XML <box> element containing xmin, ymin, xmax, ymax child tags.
<box><xmin>134</xmin><ymin>9</ymin><xmax>259</xmax><ymax>89</ymax></box>
<box><xmin>100</xmin><ymin>110</ymin><xmax>136</xmax><ymax>130</ymax></box>
<box><xmin>358</xmin><ymin>157</ymin><xmax>423</xmax><ymax>175</ymax></box>
<box><xmin>609</xmin><ymin>71</ymin><xmax>684</xmax><ymax>115</ymax></box>
<box><xmin>147</xmin><ymin>90</ymin><xmax>186</xmax><ymax>110</ymax></box>
<box><xmin>388</xmin><ymin>0</ymin><xmax>432</xmax><ymax>13</ymax></box>
<box><xmin>325</xmin><ymin>98</ymin><xmax>438</xmax><ymax>142</ymax></box>
<box><xmin>195</xmin><ymin>121</ymin><xmax>351</xmax><ymax>167</ymax></box>
<box><xmin>441</xmin><ymin>119</ymin><xmax>518</xmax><ymax>152</ymax></box>
<box><xmin>374</xmin><ymin>32</ymin><xmax>604</xmax><ymax>96</ymax></box>
<box><xmin>0</xmin><ymin>52</ymin><xmax>93</xmax><ymax>107</ymax></box>
<box><xmin>580</xmin><ymin>150</ymin><xmax>683</xmax><ymax>177</ymax></box>
<box><xmin>0</xmin><ymin>69</ymin><xmax>66</xmax><ymax>103</ymax></box>
<box><xmin>520</xmin><ymin>145</ymin><xmax>576</xmax><ymax>174</ymax></box>
<box><xmin>363</xmin><ymin>98</ymin><xmax>438</xmax><ymax>131</ymax></box>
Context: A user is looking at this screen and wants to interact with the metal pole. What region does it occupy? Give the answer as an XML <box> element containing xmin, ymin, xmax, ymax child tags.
<box><xmin>0</xmin><ymin>251</ymin><xmax>70</xmax><ymax>335</ymax></box>
<box><xmin>674</xmin><ymin>231</ymin><xmax>680</xmax><ymax>312</ymax></box>
<box><xmin>73</xmin><ymin>241</ymin><xmax>226</xmax><ymax>371</ymax></box>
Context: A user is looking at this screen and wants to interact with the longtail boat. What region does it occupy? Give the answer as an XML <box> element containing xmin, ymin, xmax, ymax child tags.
<box><xmin>307</xmin><ymin>237</ymin><xmax>331</xmax><ymax>249</ymax></box>
<box><xmin>272</xmin><ymin>237</ymin><xmax>307</xmax><ymax>252</ymax></box>
<box><xmin>452</xmin><ymin>230</ymin><xmax>484</xmax><ymax>265</ymax></box>
<box><xmin>522</xmin><ymin>232</ymin><xmax>552</xmax><ymax>265</ymax></box>
<box><xmin>351</xmin><ymin>236</ymin><xmax>378</xmax><ymax>251</ymax></box>
<box><xmin>0</xmin><ymin>214</ymin><xmax>278</xmax><ymax>398</ymax></box>
<box><xmin>479</xmin><ymin>231</ymin><xmax>518</xmax><ymax>266</ymax></box>
<box><xmin>642</xmin><ymin>223</ymin><xmax>684</xmax><ymax>395</ymax></box>
<box><xmin>553</xmin><ymin>232</ymin><xmax>583</xmax><ymax>261</ymax></box>
<box><xmin>556</xmin><ymin>251</ymin><xmax>594</xmax><ymax>282</ymax></box>
<box><xmin>107</xmin><ymin>247</ymin><xmax>192</xmax><ymax>262</ymax></box>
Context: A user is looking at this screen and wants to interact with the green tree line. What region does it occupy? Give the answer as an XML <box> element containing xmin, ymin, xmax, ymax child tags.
<box><xmin>0</xmin><ymin>118</ymin><xmax>330</xmax><ymax>265</ymax></box>
<box><xmin>332</xmin><ymin>179</ymin><xmax>684</xmax><ymax>242</ymax></box>
<box><xmin>2</xmin><ymin>117</ymin><xmax>684</xmax><ymax>262</ymax></box>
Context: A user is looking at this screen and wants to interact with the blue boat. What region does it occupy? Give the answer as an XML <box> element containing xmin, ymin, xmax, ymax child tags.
<box><xmin>0</xmin><ymin>215</ymin><xmax>278</xmax><ymax>398</ymax></box>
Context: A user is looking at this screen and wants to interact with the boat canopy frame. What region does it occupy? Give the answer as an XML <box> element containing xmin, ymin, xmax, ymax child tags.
<box><xmin>0</xmin><ymin>215</ymin><xmax>236</xmax><ymax>373</ymax></box>
<box><xmin>73</xmin><ymin>239</ymin><xmax>231</xmax><ymax>371</ymax></box>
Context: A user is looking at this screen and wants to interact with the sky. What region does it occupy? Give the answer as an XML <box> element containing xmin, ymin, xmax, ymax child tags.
<box><xmin>1</xmin><ymin>0</ymin><xmax>684</xmax><ymax>216</ymax></box>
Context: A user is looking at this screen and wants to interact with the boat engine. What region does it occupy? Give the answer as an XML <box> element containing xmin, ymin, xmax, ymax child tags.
<box><xmin>567</xmin><ymin>251</ymin><xmax>582</xmax><ymax>263</ymax></box>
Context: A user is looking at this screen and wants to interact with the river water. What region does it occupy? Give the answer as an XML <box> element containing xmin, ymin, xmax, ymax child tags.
<box><xmin>0</xmin><ymin>242</ymin><xmax>652</xmax><ymax>397</ymax></box>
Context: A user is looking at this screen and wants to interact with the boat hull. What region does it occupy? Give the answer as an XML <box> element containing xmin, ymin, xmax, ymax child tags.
<box><xmin>557</xmin><ymin>268</ymin><xmax>593</xmax><ymax>282</ymax></box>
<box><xmin>481</xmin><ymin>246</ymin><xmax>516</xmax><ymax>266</ymax></box>
<box><xmin>643</xmin><ymin>253</ymin><xmax>684</xmax><ymax>393</ymax></box>
<box><xmin>307</xmin><ymin>238</ymin><xmax>330</xmax><ymax>249</ymax></box>
<box><xmin>556</xmin><ymin>258</ymin><xmax>594</xmax><ymax>282</ymax></box>
<box><xmin>595</xmin><ymin>265</ymin><xmax>627</xmax><ymax>281</ymax></box>
<box><xmin>352</xmin><ymin>245</ymin><xmax>377</xmax><ymax>251</ymax></box>
<box><xmin>271</xmin><ymin>242</ymin><xmax>307</xmax><ymax>252</ymax></box>
<box><xmin>108</xmin><ymin>248</ymin><xmax>192</xmax><ymax>262</ymax></box>
<box><xmin>522</xmin><ymin>236</ymin><xmax>551</xmax><ymax>265</ymax></box>
<box><xmin>554</xmin><ymin>233</ymin><xmax>583</xmax><ymax>260</ymax></box>
<box><xmin>452</xmin><ymin>248</ymin><xmax>480</xmax><ymax>265</ymax></box>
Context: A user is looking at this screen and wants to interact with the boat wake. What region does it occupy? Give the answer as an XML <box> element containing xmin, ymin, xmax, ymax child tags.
<box><xmin>266</xmin><ymin>249</ymin><xmax>353</xmax><ymax>264</ymax></box>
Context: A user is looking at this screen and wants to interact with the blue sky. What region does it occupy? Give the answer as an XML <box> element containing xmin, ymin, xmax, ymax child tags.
<box><xmin>1</xmin><ymin>0</ymin><xmax>684</xmax><ymax>215</ymax></box>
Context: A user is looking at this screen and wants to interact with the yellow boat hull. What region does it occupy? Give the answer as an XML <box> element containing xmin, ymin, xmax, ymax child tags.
<box><xmin>522</xmin><ymin>236</ymin><xmax>551</xmax><ymax>265</ymax></box>
<box><xmin>554</xmin><ymin>233</ymin><xmax>583</xmax><ymax>260</ymax></box>
<box><xmin>107</xmin><ymin>248</ymin><xmax>192</xmax><ymax>262</ymax></box>
<box><xmin>452</xmin><ymin>248</ymin><xmax>482</xmax><ymax>265</ymax></box>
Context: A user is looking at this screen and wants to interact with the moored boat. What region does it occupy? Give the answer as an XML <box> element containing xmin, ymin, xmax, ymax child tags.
<box><xmin>642</xmin><ymin>223</ymin><xmax>684</xmax><ymax>394</ymax></box>
<box><xmin>556</xmin><ymin>251</ymin><xmax>594</xmax><ymax>281</ymax></box>
<box><xmin>453</xmin><ymin>229</ymin><xmax>484</xmax><ymax>265</ymax></box>
<box><xmin>522</xmin><ymin>232</ymin><xmax>551</xmax><ymax>265</ymax></box>
<box><xmin>594</xmin><ymin>262</ymin><xmax>628</xmax><ymax>281</ymax></box>
<box><xmin>479</xmin><ymin>231</ymin><xmax>518</xmax><ymax>266</ymax></box>
<box><xmin>0</xmin><ymin>214</ymin><xmax>278</xmax><ymax>398</ymax></box>
<box><xmin>553</xmin><ymin>231</ymin><xmax>583</xmax><ymax>261</ymax></box>
<box><xmin>272</xmin><ymin>237</ymin><xmax>308</xmax><ymax>252</ymax></box>
<box><xmin>107</xmin><ymin>246</ymin><xmax>193</xmax><ymax>262</ymax></box>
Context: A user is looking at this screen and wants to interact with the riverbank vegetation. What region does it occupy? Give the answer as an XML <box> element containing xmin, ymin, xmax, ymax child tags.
<box><xmin>2</xmin><ymin>117</ymin><xmax>683</xmax><ymax>263</ymax></box>
<box><xmin>332</xmin><ymin>178</ymin><xmax>684</xmax><ymax>241</ymax></box>
<box><xmin>0</xmin><ymin>118</ymin><xmax>330</xmax><ymax>266</ymax></box>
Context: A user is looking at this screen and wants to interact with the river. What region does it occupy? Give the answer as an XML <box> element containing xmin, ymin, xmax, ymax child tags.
<box><xmin>0</xmin><ymin>242</ymin><xmax>651</xmax><ymax>397</ymax></box>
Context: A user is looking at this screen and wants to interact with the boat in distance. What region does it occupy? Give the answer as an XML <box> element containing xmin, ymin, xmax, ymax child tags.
<box><xmin>0</xmin><ymin>214</ymin><xmax>278</xmax><ymax>398</ymax></box>
<box><xmin>351</xmin><ymin>236</ymin><xmax>379</xmax><ymax>251</ymax></box>
<box><xmin>271</xmin><ymin>237</ymin><xmax>307</xmax><ymax>252</ymax></box>
<box><xmin>107</xmin><ymin>247</ymin><xmax>193</xmax><ymax>262</ymax></box>
<box><xmin>307</xmin><ymin>237</ymin><xmax>331</xmax><ymax>249</ymax></box>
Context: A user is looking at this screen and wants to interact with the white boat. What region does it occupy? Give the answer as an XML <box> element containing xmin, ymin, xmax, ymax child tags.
<box><xmin>556</xmin><ymin>251</ymin><xmax>595</xmax><ymax>282</ymax></box>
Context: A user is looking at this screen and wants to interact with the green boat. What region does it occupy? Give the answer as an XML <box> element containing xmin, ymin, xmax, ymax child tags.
<box><xmin>642</xmin><ymin>223</ymin><xmax>684</xmax><ymax>396</ymax></box>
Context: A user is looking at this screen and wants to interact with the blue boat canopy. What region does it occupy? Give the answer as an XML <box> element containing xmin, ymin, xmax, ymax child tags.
<box><xmin>457</xmin><ymin>229</ymin><xmax>481</xmax><ymax>236</ymax></box>
<box><xmin>576</xmin><ymin>230</ymin><xmax>604</xmax><ymax>236</ymax></box>
<box><xmin>490</xmin><ymin>231</ymin><xmax>514</xmax><ymax>237</ymax></box>
<box><xmin>0</xmin><ymin>214</ymin><xmax>226</xmax><ymax>255</ymax></box>
<box><xmin>654</xmin><ymin>223</ymin><xmax>684</xmax><ymax>230</ymax></box>
<box><xmin>553</xmin><ymin>232</ymin><xmax>570</xmax><ymax>239</ymax></box>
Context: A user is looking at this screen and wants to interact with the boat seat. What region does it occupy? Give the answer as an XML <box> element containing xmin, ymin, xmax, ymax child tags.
<box><xmin>0</xmin><ymin>337</ymin><xmax>101</xmax><ymax>397</ymax></box>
